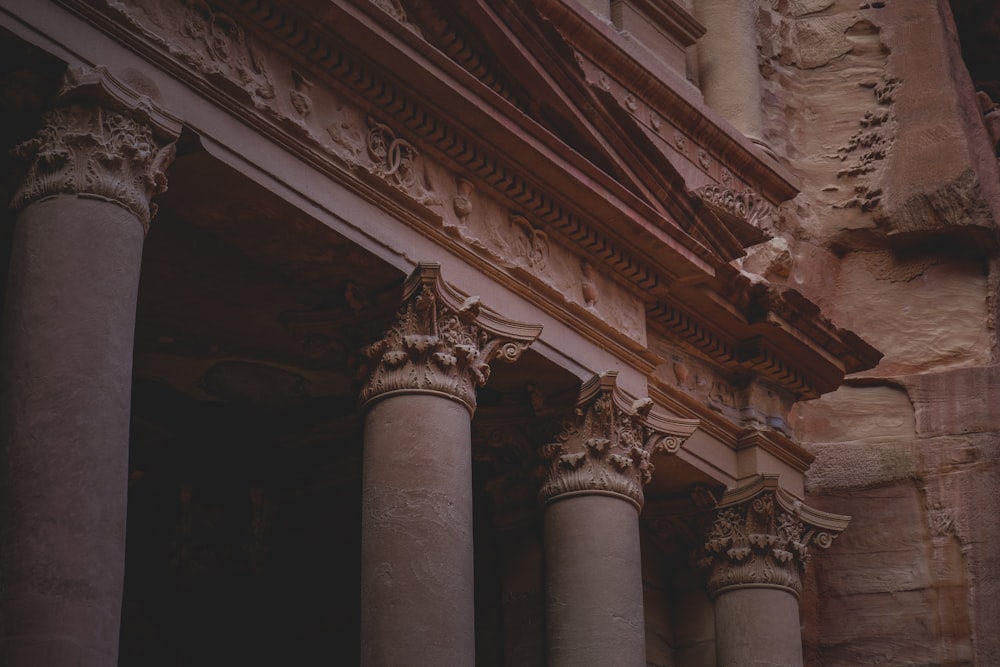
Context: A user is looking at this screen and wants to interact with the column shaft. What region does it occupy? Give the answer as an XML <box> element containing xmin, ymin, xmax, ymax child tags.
<box><xmin>0</xmin><ymin>197</ymin><xmax>145</xmax><ymax>665</ymax></box>
<box><xmin>361</xmin><ymin>394</ymin><xmax>475</xmax><ymax>665</ymax></box>
<box><xmin>695</xmin><ymin>0</ymin><xmax>766</xmax><ymax>142</ymax></box>
<box><xmin>544</xmin><ymin>494</ymin><xmax>646</xmax><ymax>667</ymax></box>
<box><xmin>714</xmin><ymin>587</ymin><xmax>803</xmax><ymax>667</ymax></box>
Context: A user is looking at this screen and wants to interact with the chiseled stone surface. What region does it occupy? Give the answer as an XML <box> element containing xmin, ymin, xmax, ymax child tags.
<box><xmin>824</xmin><ymin>252</ymin><xmax>992</xmax><ymax>376</ymax></box>
<box><xmin>758</xmin><ymin>1</ymin><xmax>1000</xmax><ymax>665</ymax></box>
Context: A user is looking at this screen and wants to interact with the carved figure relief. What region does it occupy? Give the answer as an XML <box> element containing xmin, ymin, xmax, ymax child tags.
<box><xmin>538</xmin><ymin>372</ymin><xmax>699</xmax><ymax>510</ymax></box>
<box><xmin>580</xmin><ymin>261</ymin><xmax>598</xmax><ymax>307</ymax></box>
<box><xmin>324</xmin><ymin>99</ymin><xmax>364</xmax><ymax>163</ymax></box>
<box><xmin>10</xmin><ymin>66</ymin><xmax>180</xmax><ymax>230</ymax></box>
<box><xmin>181</xmin><ymin>0</ymin><xmax>275</xmax><ymax>104</ymax></box>
<box><xmin>106</xmin><ymin>0</ymin><xmax>276</xmax><ymax>108</ymax></box>
<box><xmin>453</xmin><ymin>177</ymin><xmax>474</xmax><ymax>223</ymax></box>
<box><xmin>698</xmin><ymin>475</ymin><xmax>849</xmax><ymax>597</ymax></box>
<box><xmin>290</xmin><ymin>70</ymin><xmax>313</xmax><ymax>118</ymax></box>
<box><xmin>359</xmin><ymin>263</ymin><xmax>542</xmax><ymax>411</ymax></box>
<box><xmin>698</xmin><ymin>148</ymin><xmax>712</xmax><ymax>171</ymax></box>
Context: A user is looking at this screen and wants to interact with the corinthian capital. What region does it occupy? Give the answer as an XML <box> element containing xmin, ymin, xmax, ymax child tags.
<box><xmin>359</xmin><ymin>263</ymin><xmax>543</xmax><ymax>413</ymax></box>
<box><xmin>11</xmin><ymin>66</ymin><xmax>182</xmax><ymax>230</ymax></box>
<box><xmin>538</xmin><ymin>372</ymin><xmax>699</xmax><ymax>511</ymax></box>
<box><xmin>698</xmin><ymin>474</ymin><xmax>850</xmax><ymax>597</ymax></box>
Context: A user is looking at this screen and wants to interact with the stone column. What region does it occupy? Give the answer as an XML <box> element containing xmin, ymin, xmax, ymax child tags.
<box><xmin>0</xmin><ymin>66</ymin><xmax>180</xmax><ymax>665</ymax></box>
<box><xmin>694</xmin><ymin>0</ymin><xmax>767</xmax><ymax>146</ymax></box>
<box><xmin>358</xmin><ymin>263</ymin><xmax>541</xmax><ymax>667</ymax></box>
<box><xmin>698</xmin><ymin>474</ymin><xmax>850</xmax><ymax>667</ymax></box>
<box><xmin>538</xmin><ymin>372</ymin><xmax>699</xmax><ymax>667</ymax></box>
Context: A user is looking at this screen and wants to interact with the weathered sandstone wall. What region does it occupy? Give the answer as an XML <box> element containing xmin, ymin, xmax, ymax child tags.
<box><xmin>751</xmin><ymin>1</ymin><xmax>1000</xmax><ymax>664</ymax></box>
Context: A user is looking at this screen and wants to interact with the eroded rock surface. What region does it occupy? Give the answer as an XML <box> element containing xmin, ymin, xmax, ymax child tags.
<box><xmin>757</xmin><ymin>0</ymin><xmax>1000</xmax><ymax>664</ymax></box>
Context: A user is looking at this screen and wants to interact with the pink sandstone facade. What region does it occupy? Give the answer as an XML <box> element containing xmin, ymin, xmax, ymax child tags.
<box><xmin>0</xmin><ymin>0</ymin><xmax>995</xmax><ymax>665</ymax></box>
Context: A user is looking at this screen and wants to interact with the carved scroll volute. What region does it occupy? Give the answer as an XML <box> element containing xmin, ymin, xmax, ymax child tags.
<box><xmin>538</xmin><ymin>372</ymin><xmax>700</xmax><ymax>511</ymax></box>
<box><xmin>10</xmin><ymin>66</ymin><xmax>183</xmax><ymax>231</ymax></box>
<box><xmin>697</xmin><ymin>474</ymin><xmax>850</xmax><ymax>598</ymax></box>
<box><xmin>359</xmin><ymin>262</ymin><xmax>543</xmax><ymax>414</ymax></box>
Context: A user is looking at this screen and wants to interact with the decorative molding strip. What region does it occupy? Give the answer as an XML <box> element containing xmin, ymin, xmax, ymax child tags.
<box><xmin>697</xmin><ymin>474</ymin><xmax>850</xmax><ymax>598</ymax></box>
<box><xmin>359</xmin><ymin>262</ymin><xmax>542</xmax><ymax>413</ymax></box>
<box><xmin>539</xmin><ymin>371</ymin><xmax>699</xmax><ymax>511</ymax></box>
<box><xmin>10</xmin><ymin>65</ymin><xmax>181</xmax><ymax>229</ymax></box>
<box><xmin>693</xmin><ymin>184</ymin><xmax>776</xmax><ymax>235</ymax></box>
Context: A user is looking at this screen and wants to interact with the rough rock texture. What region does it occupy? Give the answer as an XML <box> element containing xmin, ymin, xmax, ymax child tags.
<box><xmin>761</xmin><ymin>0</ymin><xmax>1000</xmax><ymax>664</ymax></box>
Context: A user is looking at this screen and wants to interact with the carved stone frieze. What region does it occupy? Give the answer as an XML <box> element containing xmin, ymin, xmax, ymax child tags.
<box><xmin>365</xmin><ymin>117</ymin><xmax>439</xmax><ymax>204</ymax></box>
<box><xmin>698</xmin><ymin>474</ymin><xmax>850</xmax><ymax>597</ymax></box>
<box><xmin>509</xmin><ymin>213</ymin><xmax>549</xmax><ymax>271</ymax></box>
<box><xmin>10</xmin><ymin>66</ymin><xmax>181</xmax><ymax>229</ymax></box>
<box><xmin>359</xmin><ymin>263</ymin><xmax>542</xmax><ymax>412</ymax></box>
<box><xmin>538</xmin><ymin>372</ymin><xmax>699</xmax><ymax>511</ymax></box>
<box><xmin>694</xmin><ymin>184</ymin><xmax>776</xmax><ymax>233</ymax></box>
<box><xmin>180</xmin><ymin>0</ymin><xmax>276</xmax><ymax>104</ymax></box>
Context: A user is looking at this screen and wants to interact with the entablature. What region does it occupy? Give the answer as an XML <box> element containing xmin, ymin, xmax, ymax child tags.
<box><xmin>38</xmin><ymin>0</ymin><xmax>880</xmax><ymax>404</ymax></box>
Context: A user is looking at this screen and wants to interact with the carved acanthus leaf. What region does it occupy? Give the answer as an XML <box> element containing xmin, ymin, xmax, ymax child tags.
<box><xmin>693</xmin><ymin>184</ymin><xmax>776</xmax><ymax>234</ymax></box>
<box><xmin>359</xmin><ymin>263</ymin><xmax>542</xmax><ymax>412</ymax></box>
<box><xmin>697</xmin><ymin>474</ymin><xmax>850</xmax><ymax>597</ymax></box>
<box><xmin>10</xmin><ymin>66</ymin><xmax>181</xmax><ymax>230</ymax></box>
<box><xmin>538</xmin><ymin>372</ymin><xmax>699</xmax><ymax>510</ymax></box>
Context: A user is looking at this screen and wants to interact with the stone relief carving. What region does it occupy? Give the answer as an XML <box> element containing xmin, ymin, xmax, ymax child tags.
<box><xmin>359</xmin><ymin>263</ymin><xmax>542</xmax><ymax>411</ymax></box>
<box><xmin>94</xmin><ymin>0</ymin><xmax>647</xmax><ymax>343</ymax></box>
<box><xmin>369</xmin><ymin>0</ymin><xmax>421</xmax><ymax>34</ymax></box>
<box><xmin>697</xmin><ymin>474</ymin><xmax>849</xmax><ymax>597</ymax></box>
<box><xmin>509</xmin><ymin>212</ymin><xmax>549</xmax><ymax>271</ymax></box>
<box><xmin>324</xmin><ymin>99</ymin><xmax>365</xmax><ymax>164</ymax></box>
<box><xmin>698</xmin><ymin>148</ymin><xmax>712</xmax><ymax>171</ymax></box>
<box><xmin>366</xmin><ymin>117</ymin><xmax>440</xmax><ymax>204</ymax></box>
<box><xmin>580</xmin><ymin>260</ymin><xmax>598</xmax><ymax>307</ymax></box>
<box><xmin>102</xmin><ymin>0</ymin><xmax>276</xmax><ymax>108</ymax></box>
<box><xmin>452</xmin><ymin>176</ymin><xmax>474</xmax><ymax>223</ymax></box>
<box><xmin>180</xmin><ymin>0</ymin><xmax>275</xmax><ymax>104</ymax></box>
<box><xmin>538</xmin><ymin>372</ymin><xmax>699</xmax><ymax>510</ymax></box>
<box><xmin>674</xmin><ymin>131</ymin><xmax>686</xmax><ymax>152</ymax></box>
<box><xmin>290</xmin><ymin>70</ymin><xmax>313</xmax><ymax>118</ymax></box>
<box><xmin>694</xmin><ymin>184</ymin><xmax>777</xmax><ymax>232</ymax></box>
<box><xmin>10</xmin><ymin>66</ymin><xmax>181</xmax><ymax>230</ymax></box>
